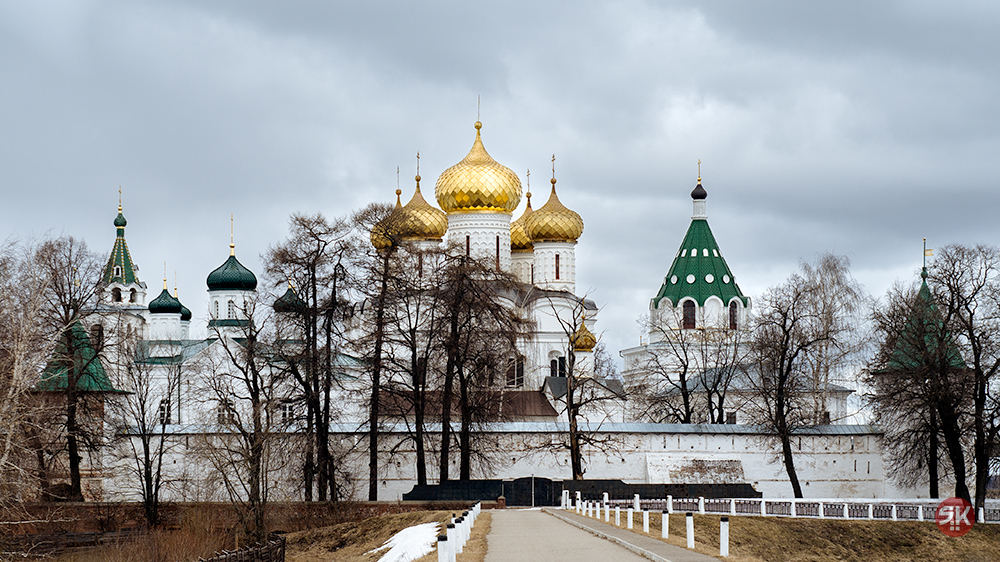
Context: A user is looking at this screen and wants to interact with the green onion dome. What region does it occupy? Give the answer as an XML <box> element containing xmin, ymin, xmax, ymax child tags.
<box><xmin>207</xmin><ymin>244</ymin><xmax>258</xmax><ymax>291</ymax></box>
<box><xmin>274</xmin><ymin>285</ymin><xmax>306</xmax><ymax>313</ymax></box>
<box><xmin>179</xmin><ymin>303</ymin><xmax>192</xmax><ymax>321</ymax></box>
<box><xmin>149</xmin><ymin>285</ymin><xmax>182</xmax><ymax>314</ymax></box>
<box><xmin>114</xmin><ymin>205</ymin><xmax>127</xmax><ymax>228</ymax></box>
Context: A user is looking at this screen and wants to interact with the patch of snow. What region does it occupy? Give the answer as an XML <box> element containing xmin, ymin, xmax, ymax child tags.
<box><xmin>366</xmin><ymin>521</ymin><xmax>440</xmax><ymax>562</ymax></box>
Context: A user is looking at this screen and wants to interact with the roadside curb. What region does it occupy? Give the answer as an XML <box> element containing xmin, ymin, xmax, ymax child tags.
<box><xmin>542</xmin><ymin>508</ymin><xmax>673</xmax><ymax>562</ymax></box>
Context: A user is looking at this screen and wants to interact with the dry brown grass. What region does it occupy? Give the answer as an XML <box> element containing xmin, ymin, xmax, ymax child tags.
<box><xmin>285</xmin><ymin>509</ymin><xmax>489</xmax><ymax>562</ymax></box>
<box><xmin>615</xmin><ymin>511</ymin><xmax>1000</xmax><ymax>562</ymax></box>
<box><xmin>48</xmin><ymin>510</ymin><xmax>232</xmax><ymax>562</ymax></box>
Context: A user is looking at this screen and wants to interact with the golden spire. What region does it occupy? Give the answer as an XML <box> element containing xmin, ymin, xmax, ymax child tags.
<box><xmin>415</xmin><ymin>152</ymin><xmax>421</xmax><ymax>191</ymax></box>
<box><xmin>162</xmin><ymin>262</ymin><xmax>167</xmax><ymax>290</ymax></box>
<box><xmin>526</xmin><ymin>168</ymin><xmax>532</xmax><ymax>204</ymax></box>
<box><xmin>118</xmin><ymin>185</ymin><xmax>122</xmax><ymax>212</ymax></box>
<box><xmin>230</xmin><ymin>213</ymin><xmax>235</xmax><ymax>256</ymax></box>
<box><xmin>697</xmin><ymin>159</ymin><xmax>702</xmax><ymax>184</ymax></box>
<box><xmin>173</xmin><ymin>271</ymin><xmax>178</xmax><ymax>297</ymax></box>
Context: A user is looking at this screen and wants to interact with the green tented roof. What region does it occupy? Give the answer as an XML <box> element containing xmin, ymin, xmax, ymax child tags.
<box><xmin>36</xmin><ymin>321</ymin><xmax>124</xmax><ymax>393</ymax></box>
<box><xmin>883</xmin><ymin>271</ymin><xmax>966</xmax><ymax>372</ymax></box>
<box><xmin>103</xmin><ymin>208</ymin><xmax>139</xmax><ymax>286</ymax></box>
<box><xmin>653</xmin><ymin>217</ymin><xmax>748</xmax><ymax>308</ymax></box>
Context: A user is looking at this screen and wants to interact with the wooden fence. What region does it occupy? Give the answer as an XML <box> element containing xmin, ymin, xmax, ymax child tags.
<box><xmin>199</xmin><ymin>533</ymin><xmax>286</xmax><ymax>562</ymax></box>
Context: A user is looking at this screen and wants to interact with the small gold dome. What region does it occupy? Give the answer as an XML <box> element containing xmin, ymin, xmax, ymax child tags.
<box><xmin>370</xmin><ymin>189</ymin><xmax>404</xmax><ymax>250</ymax></box>
<box><xmin>435</xmin><ymin>121</ymin><xmax>522</xmax><ymax>214</ymax></box>
<box><xmin>524</xmin><ymin>178</ymin><xmax>584</xmax><ymax>243</ymax></box>
<box><xmin>510</xmin><ymin>191</ymin><xmax>534</xmax><ymax>252</ymax></box>
<box><xmin>398</xmin><ymin>178</ymin><xmax>448</xmax><ymax>241</ymax></box>
<box><xmin>571</xmin><ymin>320</ymin><xmax>597</xmax><ymax>352</ymax></box>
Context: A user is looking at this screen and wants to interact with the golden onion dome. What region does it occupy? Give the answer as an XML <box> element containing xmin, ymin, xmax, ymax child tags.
<box><xmin>370</xmin><ymin>189</ymin><xmax>404</xmax><ymax>250</ymax></box>
<box><xmin>524</xmin><ymin>177</ymin><xmax>584</xmax><ymax>243</ymax></box>
<box><xmin>571</xmin><ymin>319</ymin><xmax>597</xmax><ymax>352</ymax></box>
<box><xmin>398</xmin><ymin>176</ymin><xmax>448</xmax><ymax>241</ymax></box>
<box><xmin>435</xmin><ymin>121</ymin><xmax>522</xmax><ymax>214</ymax></box>
<box><xmin>510</xmin><ymin>191</ymin><xmax>534</xmax><ymax>252</ymax></box>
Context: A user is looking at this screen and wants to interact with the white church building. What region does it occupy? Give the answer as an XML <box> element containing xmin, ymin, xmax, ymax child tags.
<box><xmin>79</xmin><ymin>120</ymin><xmax>902</xmax><ymax>503</ymax></box>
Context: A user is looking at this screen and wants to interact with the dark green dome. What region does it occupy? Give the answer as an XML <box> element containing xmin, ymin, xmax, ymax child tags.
<box><xmin>149</xmin><ymin>288</ymin><xmax>182</xmax><ymax>314</ymax></box>
<box><xmin>114</xmin><ymin>211</ymin><xmax>127</xmax><ymax>228</ymax></box>
<box><xmin>207</xmin><ymin>254</ymin><xmax>258</xmax><ymax>291</ymax></box>
<box><xmin>180</xmin><ymin>303</ymin><xmax>192</xmax><ymax>321</ymax></box>
<box><xmin>274</xmin><ymin>286</ymin><xmax>306</xmax><ymax>313</ymax></box>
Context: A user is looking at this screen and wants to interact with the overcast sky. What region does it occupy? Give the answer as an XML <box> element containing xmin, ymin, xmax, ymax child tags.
<box><xmin>3</xmin><ymin>1</ymin><xmax>999</xmax><ymax>365</ymax></box>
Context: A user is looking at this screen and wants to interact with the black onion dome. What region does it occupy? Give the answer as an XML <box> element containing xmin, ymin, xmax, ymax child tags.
<box><xmin>207</xmin><ymin>255</ymin><xmax>258</xmax><ymax>291</ymax></box>
<box><xmin>691</xmin><ymin>181</ymin><xmax>707</xmax><ymax>200</ymax></box>
<box><xmin>180</xmin><ymin>303</ymin><xmax>192</xmax><ymax>321</ymax></box>
<box><xmin>149</xmin><ymin>288</ymin><xmax>182</xmax><ymax>314</ymax></box>
<box><xmin>273</xmin><ymin>286</ymin><xmax>306</xmax><ymax>313</ymax></box>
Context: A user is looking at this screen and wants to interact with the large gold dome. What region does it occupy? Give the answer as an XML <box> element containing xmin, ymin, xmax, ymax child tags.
<box><xmin>435</xmin><ymin>121</ymin><xmax>522</xmax><ymax>214</ymax></box>
<box><xmin>509</xmin><ymin>191</ymin><xmax>534</xmax><ymax>252</ymax></box>
<box><xmin>524</xmin><ymin>178</ymin><xmax>584</xmax><ymax>243</ymax></box>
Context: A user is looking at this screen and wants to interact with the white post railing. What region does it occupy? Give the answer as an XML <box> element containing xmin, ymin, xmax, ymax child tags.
<box><xmin>686</xmin><ymin>512</ymin><xmax>695</xmax><ymax>549</ymax></box>
<box><xmin>662</xmin><ymin>510</ymin><xmax>669</xmax><ymax>538</ymax></box>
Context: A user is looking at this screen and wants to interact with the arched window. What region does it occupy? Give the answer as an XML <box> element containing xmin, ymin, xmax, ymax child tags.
<box><xmin>683</xmin><ymin>300</ymin><xmax>696</xmax><ymax>329</ymax></box>
<box><xmin>729</xmin><ymin>302</ymin><xmax>739</xmax><ymax>330</ymax></box>
<box><xmin>114</xmin><ymin>266</ymin><xmax>122</xmax><ymax>277</ymax></box>
<box><xmin>111</xmin><ymin>288</ymin><xmax>122</xmax><ymax>302</ymax></box>
<box><xmin>129</xmin><ymin>288</ymin><xmax>137</xmax><ymax>303</ymax></box>
<box><xmin>558</xmin><ymin>356</ymin><xmax>567</xmax><ymax>377</ymax></box>
<box><xmin>90</xmin><ymin>324</ymin><xmax>104</xmax><ymax>348</ymax></box>
<box><xmin>227</xmin><ymin>300</ymin><xmax>236</xmax><ymax>319</ymax></box>
<box><xmin>555</xmin><ymin>254</ymin><xmax>560</xmax><ymax>280</ymax></box>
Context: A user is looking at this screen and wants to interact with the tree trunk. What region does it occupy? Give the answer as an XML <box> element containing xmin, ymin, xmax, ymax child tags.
<box><xmin>938</xmin><ymin>402</ymin><xmax>971</xmax><ymax>504</ymax></box>
<box><xmin>928</xmin><ymin>408</ymin><xmax>939</xmax><ymax>499</ymax></box>
<box><xmin>459</xmin><ymin>365</ymin><xmax>471</xmax><ymax>481</ymax></box>
<box><xmin>412</xmin><ymin>352</ymin><xmax>427</xmax><ymax>486</ymax></box>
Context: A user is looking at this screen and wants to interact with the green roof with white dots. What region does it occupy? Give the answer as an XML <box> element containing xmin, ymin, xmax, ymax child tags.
<box><xmin>103</xmin><ymin>208</ymin><xmax>139</xmax><ymax>286</ymax></box>
<box><xmin>653</xmin><ymin>213</ymin><xmax>748</xmax><ymax>309</ymax></box>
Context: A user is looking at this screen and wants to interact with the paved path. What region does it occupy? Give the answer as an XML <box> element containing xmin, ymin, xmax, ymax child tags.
<box><xmin>484</xmin><ymin>508</ymin><xmax>718</xmax><ymax>562</ymax></box>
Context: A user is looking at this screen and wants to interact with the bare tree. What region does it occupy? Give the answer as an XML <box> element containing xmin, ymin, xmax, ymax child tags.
<box><xmin>632</xmin><ymin>307</ymin><xmax>747</xmax><ymax>424</ymax></box>
<box><xmin>867</xmin><ymin>277</ymin><xmax>968</xmax><ymax>498</ymax></box>
<box><xmin>929</xmin><ymin>244</ymin><xmax>1000</xmax><ymax>515</ymax></box>
<box><xmin>104</xmin><ymin>313</ymin><xmax>179</xmax><ymax>527</ymax></box>
<box><xmin>537</xmin><ymin>293</ymin><xmax>623</xmax><ymax>480</ymax></box>
<box><xmin>32</xmin><ymin>236</ymin><xmax>106</xmax><ymax>501</ymax></box>
<box><xmin>746</xmin><ymin>253</ymin><xmax>868</xmax><ymax>498</ymax></box>
<box><xmin>432</xmin><ymin>251</ymin><xmax>532</xmax><ymax>481</ymax></box>
<box><xmin>0</xmin><ymin>240</ymin><xmax>52</xmax><ymax>508</ymax></box>
<box><xmin>197</xmin><ymin>296</ymin><xmax>290</xmax><ymax>543</ymax></box>
<box><xmin>265</xmin><ymin>212</ymin><xmax>356</xmax><ymax>501</ymax></box>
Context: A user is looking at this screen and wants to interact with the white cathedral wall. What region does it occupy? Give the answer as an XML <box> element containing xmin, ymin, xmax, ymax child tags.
<box><xmin>445</xmin><ymin>212</ymin><xmax>512</xmax><ymax>270</ymax></box>
<box><xmin>532</xmin><ymin>241</ymin><xmax>576</xmax><ymax>292</ymax></box>
<box><xmin>510</xmin><ymin>251</ymin><xmax>533</xmax><ymax>284</ymax></box>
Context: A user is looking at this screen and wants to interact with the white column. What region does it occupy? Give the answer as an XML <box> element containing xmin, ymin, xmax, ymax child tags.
<box><xmin>616</xmin><ymin>506</ymin><xmax>620</xmax><ymax>526</ymax></box>
<box><xmin>634</xmin><ymin>494</ymin><xmax>641</xmax><ymax>511</ymax></box>
<box><xmin>720</xmin><ymin>517</ymin><xmax>730</xmax><ymax>557</ymax></box>
<box><xmin>627</xmin><ymin>508</ymin><xmax>633</xmax><ymax>529</ymax></box>
<box><xmin>661</xmin><ymin>511</ymin><xmax>669</xmax><ymax>538</ymax></box>
<box><xmin>643</xmin><ymin>510</ymin><xmax>650</xmax><ymax>533</ymax></box>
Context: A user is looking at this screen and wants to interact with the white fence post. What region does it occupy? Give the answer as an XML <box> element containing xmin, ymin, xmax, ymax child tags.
<box><xmin>790</xmin><ymin>500</ymin><xmax>796</xmax><ymax>518</ymax></box>
<box><xmin>437</xmin><ymin>534</ymin><xmax>449</xmax><ymax>562</ymax></box>
<box><xmin>616</xmin><ymin>506</ymin><xmax>621</xmax><ymax>526</ymax></box>
<box><xmin>819</xmin><ymin>502</ymin><xmax>825</xmax><ymax>519</ymax></box>
<box><xmin>980</xmin><ymin>507</ymin><xmax>986</xmax><ymax>523</ymax></box>
<box><xmin>868</xmin><ymin>503</ymin><xmax>873</xmax><ymax>520</ymax></box>
<box><xmin>576</xmin><ymin>492</ymin><xmax>582</xmax><ymax>513</ymax></box>
<box><xmin>627</xmin><ymin>508</ymin><xmax>634</xmax><ymax>529</ymax></box>
<box><xmin>686</xmin><ymin>512</ymin><xmax>695</xmax><ymax>549</ymax></box>
<box><xmin>699</xmin><ymin>496</ymin><xmax>705</xmax><ymax>515</ymax></box>
<box><xmin>662</xmin><ymin>510</ymin><xmax>669</xmax><ymax>538</ymax></box>
<box><xmin>643</xmin><ymin>509</ymin><xmax>650</xmax><ymax>533</ymax></box>
<box><xmin>634</xmin><ymin>494</ymin><xmax>641</xmax><ymax>511</ymax></box>
<box><xmin>843</xmin><ymin>503</ymin><xmax>848</xmax><ymax>519</ymax></box>
<box><xmin>761</xmin><ymin>499</ymin><xmax>767</xmax><ymax>517</ymax></box>
<box><xmin>917</xmin><ymin>505</ymin><xmax>923</xmax><ymax>522</ymax></box>
<box><xmin>667</xmin><ymin>495</ymin><xmax>673</xmax><ymax>514</ymax></box>
<box><xmin>605</xmin><ymin>500</ymin><xmax>610</xmax><ymax>522</ymax></box>
<box><xmin>720</xmin><ymin>516</ymin><xmax>730</xmax><ymax>557</ymax></box>
<box><xmin>891</xmin><ymin>505</ymin><xmax>897</xmax><ymax>521</ymax></box>
<box><xmin>730</xmin><ymin>498</ymin><xmax>736</xmax><ymax>515</ymax></box>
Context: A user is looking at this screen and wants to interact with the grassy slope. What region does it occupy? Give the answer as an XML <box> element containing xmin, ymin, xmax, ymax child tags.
<box><xmin>641</xmin><ymin>512</ymin><xmax>1000</xmax><ymax>562</ymax></box>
